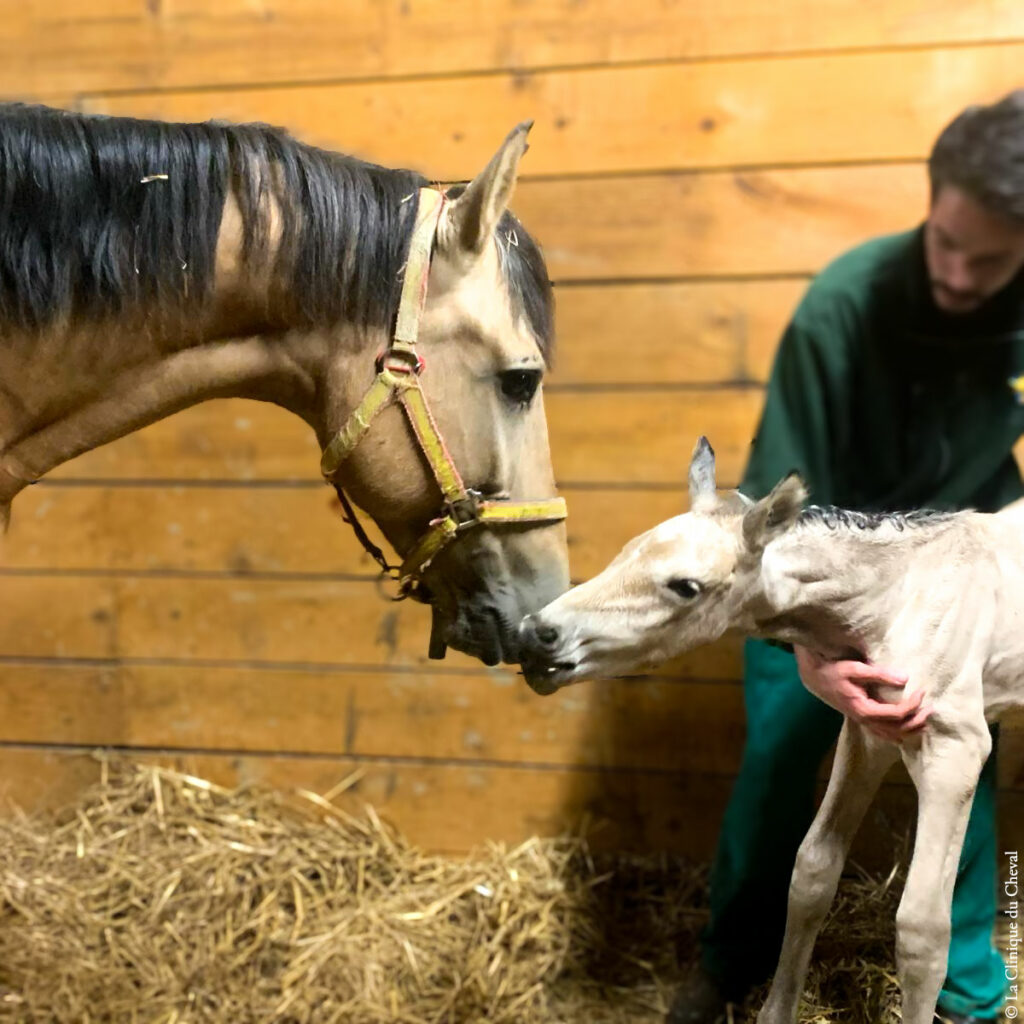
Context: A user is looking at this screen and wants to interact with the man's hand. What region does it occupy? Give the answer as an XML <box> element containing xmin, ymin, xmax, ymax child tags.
<box><xmin>793</xmin><ymin>645</ymin><xmax>932</xmax><ymax>742</ymax></box>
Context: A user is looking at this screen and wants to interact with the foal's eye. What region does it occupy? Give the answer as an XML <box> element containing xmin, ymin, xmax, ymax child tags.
<box><xmin>667</xmin><ymin>578</ymin><xmax>702</xmax><ymax>600</ymax></box>
<box><xmin>499</xmin><ymin>369</ymin><xmax>542</xmax><ymax>408</ymax></box>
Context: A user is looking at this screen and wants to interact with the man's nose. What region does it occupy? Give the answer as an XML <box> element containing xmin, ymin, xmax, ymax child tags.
<box><xmin>945</xmin><ymin>254</ymin><xmax>976</xmax><ymax>292</ymax></box>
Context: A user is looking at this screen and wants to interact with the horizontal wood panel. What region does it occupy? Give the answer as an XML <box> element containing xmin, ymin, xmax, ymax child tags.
<box><xmin>0</xmin><ymin>576</ymin><xmax>741</xmax><ymax>680</ymax></box>
<box><xmin>516</xmin><ymin>165</ymin><xmax>925</xmax><ymax>281</ymax></box>
<box><xmin>550</xmin><ymin>390</ymin><xmax>761</xmax><ymax>486</ymax></box>
<box><xmin>0</xmin><ymin>747</ymin><xmax>1020</xmax><ymax>865</ymax></box>
<box><xmin>44</xmin><ymin>390</ymin><xmax>764</xmax><ymax>488</ymax></box>
<box><xmin>82</xmin><ymin>44</ymin><xmax>1024</xmax><ymax>178</ymax></box>
<box><xmin>0</xmin><ymin>577</ymin><xmax>118</xmax><ymax>660</ymax></box>
<box><xmin>549</xmin><ymin>279</ymin><xmax>800</xmax><ymax>386</ymax></box>
<box><xmin>0</xmin><ymin>484</ymin><xmax>689</xmax><ymax>583</ymax></box>
<box><xmin>1</xmin><ymin>663</ymin><xmax>1019</xmax><ymax>788</ymax></box>
<box><xmin>6</xmin><ymin>2</ymin><xmax>1024</xmax><ymax>98</ymax></box>
<box><xmin>0</xmin><ymin>663</ymin><xmax>744</xmax><ymax>774</ymax></box>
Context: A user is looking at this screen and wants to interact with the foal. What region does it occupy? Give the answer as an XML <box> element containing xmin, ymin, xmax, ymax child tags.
<box><xmin>519</xmin><ymin>437</ymin><xmax>1023</xmax><ymax>1024</ymax></box>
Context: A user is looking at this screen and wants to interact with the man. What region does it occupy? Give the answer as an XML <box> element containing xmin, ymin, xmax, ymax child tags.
<box><xmin>670</xmin><ymin>91</ymin><xmax>1024</xmax><ymax>1024</ymax></box>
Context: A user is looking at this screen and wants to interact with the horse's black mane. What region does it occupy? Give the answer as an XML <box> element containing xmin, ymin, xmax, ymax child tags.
<box><xmin>798</xmin><ymin>505</ymin><xmax>957</xmax><ymax>532</ymax></box>
<box><xmin>0</xmin><ymin>103</ymin><xmax>553</xmax><ymax>357</ymax></box>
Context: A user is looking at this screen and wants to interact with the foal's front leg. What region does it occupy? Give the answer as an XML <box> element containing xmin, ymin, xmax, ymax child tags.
<box><xmin>757</xmin><ymin>722</ymin><xmax>898</xmax><ymax>1024</ymax></box>
<box><xmin>897</xmin><ymin>722</ymin><xmax>991</xmax><ymax>1024</ymax></box>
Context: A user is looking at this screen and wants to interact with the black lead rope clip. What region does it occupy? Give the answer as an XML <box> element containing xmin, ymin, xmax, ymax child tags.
<box><xmin>428</xmin><ymin>606</ymin><xmax>448</xmax><ymax>660</ymax></box>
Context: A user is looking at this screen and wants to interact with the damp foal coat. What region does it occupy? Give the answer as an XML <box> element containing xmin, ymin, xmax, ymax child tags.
<box><xmin>519</xmin><ymin>439</ymin><xmax>1024</xmax><ymax>1024</ymax></box>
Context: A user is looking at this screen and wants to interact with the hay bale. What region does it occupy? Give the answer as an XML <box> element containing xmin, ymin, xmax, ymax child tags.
<box><xmin>0</xmin><ymin>758</ymin><xmax>918</xmax><ymax>1022</ymax></box>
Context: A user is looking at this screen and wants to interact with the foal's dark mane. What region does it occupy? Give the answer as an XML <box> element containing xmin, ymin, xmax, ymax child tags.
<box><xmin>798</xmin><ymin>505</ymin><xmax>957</xmax><ymax>532</ymax></box>
<box><xmin>0</xmin><ymin>104</ymin><xmax>553</xmax><ymax>357</ymax></box>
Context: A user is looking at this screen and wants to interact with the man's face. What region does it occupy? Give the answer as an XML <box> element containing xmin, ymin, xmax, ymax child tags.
<box><xmin>924</xmin><ymin>185</ymin><xmax>1024</xmax><ymax>314</ymax></box>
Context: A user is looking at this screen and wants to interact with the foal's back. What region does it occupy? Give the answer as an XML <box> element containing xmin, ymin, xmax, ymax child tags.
<box><xmin>977</xmin><ymin>505</ymin><xmax>1024</xmax><ymax>718</ymax></box>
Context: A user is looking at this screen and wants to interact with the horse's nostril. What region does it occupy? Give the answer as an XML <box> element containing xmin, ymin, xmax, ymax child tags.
<box><xmin>536</xmin><ymin>622</ymin><xmax>559</xmax><ymax>646</ymax></box>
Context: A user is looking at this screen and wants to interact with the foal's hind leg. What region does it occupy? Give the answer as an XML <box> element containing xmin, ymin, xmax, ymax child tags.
<box><xmin>896</xmin><ymin>722</ymin><xmax>991</xmax><ymax>1024</ymax></box>
<box><xmin>756</xmin><ymin>722</ymin><xmax>898</xmax><ymax>1024</ymax></box>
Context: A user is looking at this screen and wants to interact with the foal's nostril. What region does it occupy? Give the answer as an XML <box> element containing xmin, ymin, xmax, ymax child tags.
<box><xmin>536</xmin><ymin>622</ymin><xmax>559</xmax><ymax>647</ymax></box>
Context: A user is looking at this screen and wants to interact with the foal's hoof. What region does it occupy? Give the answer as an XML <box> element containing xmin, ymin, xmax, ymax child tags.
<box><xmin>665</xmin><ymin>967</ymin><xmax>730</xmax><ymax>1024</ymax></box>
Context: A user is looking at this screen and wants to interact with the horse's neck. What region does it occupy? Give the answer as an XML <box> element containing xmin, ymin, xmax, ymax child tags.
<box><xmin>740</xmin><ymin>521</ymin><xmax>947</xmax><ymax>656</ymax></box>
<box><xmin>0</xmin><ymin>300</ymin><xmax>373</xmax><ymax>516</ymax></box>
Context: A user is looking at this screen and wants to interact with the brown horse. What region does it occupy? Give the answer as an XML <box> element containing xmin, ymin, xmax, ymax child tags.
<box><xmin>0</xmin><ymin>104</ymin><xmax>569</xmax><ymax>668</ymax></box>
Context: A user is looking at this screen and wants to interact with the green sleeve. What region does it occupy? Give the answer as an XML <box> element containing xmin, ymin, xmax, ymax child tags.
<box><xmin>740</xmin><ymin>286</ymin><xmax>859</xmax><ymax>505</ymax></box>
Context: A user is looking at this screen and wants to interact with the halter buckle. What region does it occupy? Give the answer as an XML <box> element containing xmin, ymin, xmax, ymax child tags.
<box><xmin>376</xmin><ymin>346</ymin><xmax>424</xmax><ymax>377</ymax></box>
<box><xmin>446</xmin><ymin>489</ymin><xmax>482</xmax><ymax>527</ymax></box>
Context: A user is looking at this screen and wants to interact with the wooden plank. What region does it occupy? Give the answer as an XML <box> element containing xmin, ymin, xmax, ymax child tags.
<box><xmin>0</xmin><ymin>483</ymin><xmax>692</xmax><ymax>582</ymax></box>
<box><xmin>0</xmin><ymin>746</ymin><xmax>1019</xmax><ymax>866</ymax></box>
<box><xmin>3</xmin><ymin>662</ymin><xmax>1019</xmax><ymax>787</ymax></box>
<box><xmin>81</xmin><ymin>43</ymin><xmax>1024</xmax><ymax>178</ymax></box>
<box><xmin>549</xmin><ymin>280</ymin><xmax>801</xmax><ymax>387</ymax></box>
<box><xmin>549</xmin><ymin>390</ymin><xmax>763</xmax><ymax>487</ymax></box>
<box><xmin>0</xmin><ymin>576</ymin><xmax>117</xmax><ymax>659</ymax></box>
<box><xmin>6</xmin><ymin>1</ymin><xmax>1024</xmax><ymax>98</ymax></box>
<box><xmin>0</xmin><ymin>575</ymin><xmax>742</xmax><ymax>681</ymax></box>
<box><xmin>515</xmin><ymin>165</ymin><xmax>926</xmax><ymax>281</ymax></box>
<box><xmin>42</xmin><ymin>389</ymin><xmax>764</xmax><ymax>488</ymax></box>
<box><xmin>0</xmin><ymin>662</ymin><xmax>744</xmax><ymax>774</ymax></box>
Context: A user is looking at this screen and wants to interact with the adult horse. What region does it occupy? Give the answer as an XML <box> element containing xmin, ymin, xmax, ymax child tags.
<box><xmin>0</xmin><ymin>103</ymin><xmax>569</xmax><ymax>667</ymax></box>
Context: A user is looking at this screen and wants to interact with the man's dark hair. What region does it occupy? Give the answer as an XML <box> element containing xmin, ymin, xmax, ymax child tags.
<box><xmin>929</xmin><ymin>89</ymin><xmax>1024</xmax><ymax>222</ymax></box>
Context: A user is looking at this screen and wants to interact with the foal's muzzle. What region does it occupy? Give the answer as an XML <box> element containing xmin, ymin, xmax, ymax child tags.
<box><xmin>517</xmin><ymin>613</ymin><xmax>578</xmax><ymax>694</ymax></box>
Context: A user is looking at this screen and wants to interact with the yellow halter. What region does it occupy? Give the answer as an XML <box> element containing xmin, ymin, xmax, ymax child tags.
<box><xmin>320</xmin><ymin>187</ymin><xmax>567</xmax><ymax>600</ymax></box>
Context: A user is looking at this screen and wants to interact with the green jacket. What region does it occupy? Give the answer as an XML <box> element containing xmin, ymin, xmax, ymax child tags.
<box><xmin>742</xmin><ymin>228</ymin><xmax>1024</xmax><ymax>512</ymax></box>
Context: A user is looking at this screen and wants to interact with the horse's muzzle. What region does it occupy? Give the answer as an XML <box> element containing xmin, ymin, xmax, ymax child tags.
<box><xmin>517</xmin><ymin>614</ymin><xmax>578</xmax><ymax>694</ymax></box>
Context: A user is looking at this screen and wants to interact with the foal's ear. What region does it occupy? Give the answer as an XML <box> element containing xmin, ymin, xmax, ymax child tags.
<box><xmin>688</xmin><ymin>436</ymin><xmax>718</xmax><ymax>510</ymax></box>
<box><xmin>741</xmin><ymin>473</ymin><xmax>807</xmax><ymax>552</ymax></box>
<box><xmin>443</xmin><ymin>121</ymin><xmax>532</xmax><ymax>257</ymax></box>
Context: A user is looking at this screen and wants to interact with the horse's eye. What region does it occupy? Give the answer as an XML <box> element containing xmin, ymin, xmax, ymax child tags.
<box><xmin>499</xmin><ymin>369</ymin><xmax>542</xmax><ymax>408</ymax></box>
<box><xmin>667</xmin><ymin>578</ymin><xmax>701</xmax><ymax>600</ymax></box>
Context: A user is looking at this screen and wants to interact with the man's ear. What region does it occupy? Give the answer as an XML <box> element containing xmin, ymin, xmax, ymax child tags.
<box><xmin>741</xmin><ymin>473</ymin><xmax>807</xmax><ymax>552</ymax></box>
<box><xmin>442</xmin><ymin>121</ymin><xmax>532</xmax><ymax>257</ymax></box>
<box><xmin>688</xmin><ymin>436</ymin><xmax>717</xmax><ymax>511</ymax></box>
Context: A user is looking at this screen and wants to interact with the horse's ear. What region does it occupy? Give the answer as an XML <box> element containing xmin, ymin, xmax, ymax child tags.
<box><xmin>443</xmin><ymin>121</ymin><xmax>532</xmax><ymax>257</ymax></box>
<box><xmin>741</xmin><ymin>472</ymin><xmax>807</xmax><ymax>553</ymax></box>
<box><xmin>688</xmin><ymin>436</ymin><xmax>717</xmax><ymax>510</ymax></box>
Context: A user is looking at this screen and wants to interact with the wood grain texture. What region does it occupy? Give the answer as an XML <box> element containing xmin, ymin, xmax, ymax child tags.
<box><xmin>1</xmin><ymin>662</ymin><xmax>1018</xmax><ymax>787</ymax></box>
<box><xmin>0</xmin><ymin>575</ymin><xmax>742</xmax><ymax>680</ymax></box>
<box><xmin>4</xmin><ymin>2</ymin><xmax>1024</xmax><ymax>99</ymax></box>
<box><xmin>40</xmin><ymin>390</ymin><xmax>765</xmax><ymax>488</ymax></box>
<box><xmin>80</xmin><ymin>44</ymin><xmax>1024</xmax><ymax>179</ymax></box>
<box><xmin>0</xmin><ymin>483</ymin><xmax>689</xmax><ymax>582</ymax></box>
<box><xmin>0</xmin><ymin>662</ymin><xmax>744</xmax><ymax>774</ymax></box>
<box><xmin>550</xmin><ymin>279</ymin><xmax>801</xmax><ymax>386</ymax></box>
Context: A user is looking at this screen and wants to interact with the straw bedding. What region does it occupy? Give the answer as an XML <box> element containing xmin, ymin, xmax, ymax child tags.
<box><xmin>0</xmin><ymin>759</ymin><xmax>922</xmax><ymax>1022</ymax></box>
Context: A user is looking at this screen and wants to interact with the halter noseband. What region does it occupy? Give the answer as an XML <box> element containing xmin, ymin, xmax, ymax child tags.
<box><xmin>319</xmin><ymin>187</ymin><xmax>567</xmax><ymax>601</ymax></box>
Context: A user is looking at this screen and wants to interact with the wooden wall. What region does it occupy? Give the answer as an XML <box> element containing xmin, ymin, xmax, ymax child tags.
<box><xmin>0</xmin><ymin>1</ymin><xmax>1022</xmax><ymax>859</ymax></box>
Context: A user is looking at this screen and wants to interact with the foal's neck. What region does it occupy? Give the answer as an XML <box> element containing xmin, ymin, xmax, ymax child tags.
<box><xmin>744</xmin><ymin>510</ymin><xmax>961</xmax><ymax>657</ymax></box>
